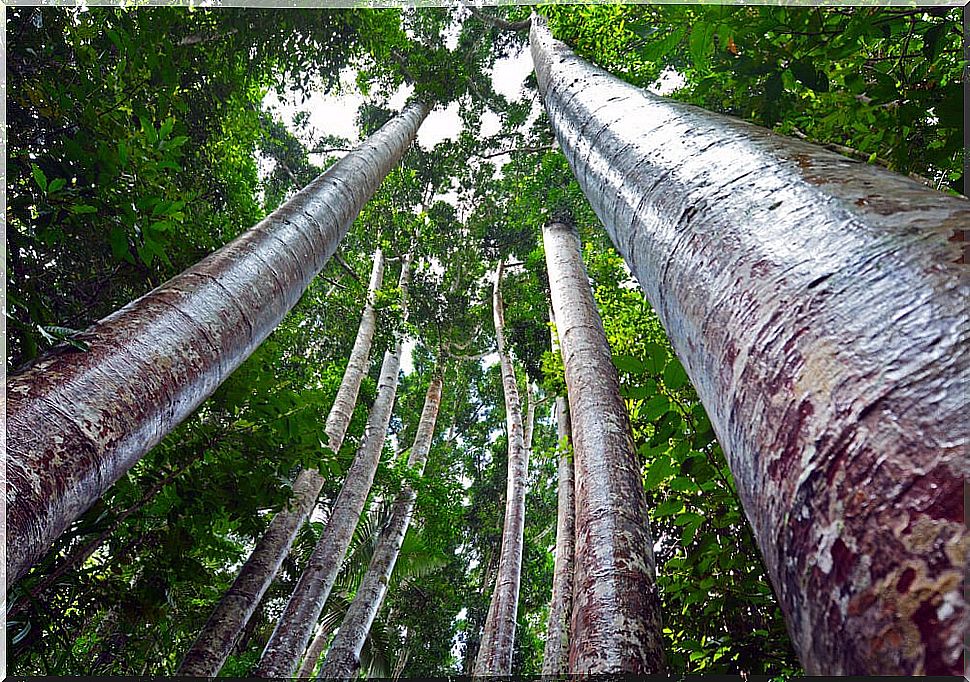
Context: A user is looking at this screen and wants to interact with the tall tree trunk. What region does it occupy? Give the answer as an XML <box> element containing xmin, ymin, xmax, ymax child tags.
<box><xmin>541</xmin><ymin>309</ymin><xmax>574</xmax><ymax>676</ymax></box>
<box><xmin>473</xmin><ymin>261</ymin><xmax>529</xmax><ymax>676</ymax></box>
<box><xmin>531</xmin><ymin>15</ymin><xmax>968</xmax><ymax>676</ymax></box>
<box><xmin>317</xmin><ymin>370</ymin><xmax>445</xmax><ymax>679</ymax></box>
<box><xmin>6</xmin><ymin>100</ymin><xmax>432</xmax><ymax>586</ymax></box>
<box><xmin>542</xmin><ymin>218</ymin><xmax>665</xmax><ymax>674</ymax></box>
<box><xmin>177</xmin><ymin>249</ymin><xmax>386</xmax><ymax>677</ymax></box>
<box><xmin>255</xmin><ymin>256</ymin><xmax>413</xmax><ymax>678</ymax></box>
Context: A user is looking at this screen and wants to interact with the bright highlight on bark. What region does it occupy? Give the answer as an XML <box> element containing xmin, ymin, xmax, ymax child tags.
<box><xmin>532</xmin><ymin>15</ymin><xmax>968</xmax><ymax>676</ymax></box>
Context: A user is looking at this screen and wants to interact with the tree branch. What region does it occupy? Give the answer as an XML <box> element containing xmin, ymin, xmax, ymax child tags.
<box><xmin>464</xmin><ymin>5</ymin><xmax>532</xmax><ymax>32</ymax></box>
<box><xmin>476</xmin><ymin>145</ymin><xmax>556</xmax><ymax>160</ymax></box>
<box><xmin>333</xmin><ymin>252</ymin><xmax>364</xmax><ymax>287</ymax></box>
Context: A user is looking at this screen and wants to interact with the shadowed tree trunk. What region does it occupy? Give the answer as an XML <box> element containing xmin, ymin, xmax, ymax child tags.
<box><xmin>255</xmin><ymin>255</ymin><xmax>413</xmax><ymax>678</ymax></box>
<box><xmin>177</xmin><ymin>249</ymin><xmax>386</xmax><ymax>677</ymax></box>
<box><xmin>542</xmin><ymin>218</ymin><xmax>665</xmax><ymax>674</ymax></box>
<box><xmin>6</xmin><ymin>100</ymin><xmax>432</xmax><ymax>587</ymax></box>
<box><xmin>541</xmin><ymin>308</ymin><xmax>574</xmax><ymax>676</ymax></box>
<box><xmin>474</xmin><ymin>261</ymin><xmax>529</xmax><ymax>676</ymax></box>
<box><xmin>317</xmin><ymin>370</ymin><xmax>445</xmax><ymax>679</ymax></box>
<box><xmin>531</xmin><ymin>15</ymin><xmax>968</xmax><ymax>675</ymax></box>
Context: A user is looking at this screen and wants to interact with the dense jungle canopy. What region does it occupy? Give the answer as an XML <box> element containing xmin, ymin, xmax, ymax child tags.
<box><xmin>6</xmin><ymin>3</ymin><xmax>966</xmax><ymax>678</ymax></box>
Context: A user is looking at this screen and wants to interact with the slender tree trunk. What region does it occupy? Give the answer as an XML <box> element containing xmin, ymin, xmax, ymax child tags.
<box><xmin>297</xmin><ymin>620</ymin><xmax>331</xmax><ymax>678</ymax></box>
<box><xmin>317</xmin><ymin>371</ymin><xmax>445</xmax><ymax>679</ymax></box>
<box><xmin>541</xmin><ymin>309</ymin><xmax>575</xmax><ymax>676</ymax></box>
<box><xmin>532</xmin><ymin>15</ymin><xmax>968</xmax><ymax>676</ymax></box>
<box><xmin>6</xmin><ymin>100</ymin><xmax>431</xmax><ymax>586</ymax></box>
<box><xmin>474</xmin><ymin>261</ymin><xmax>529</xmax><ymax>676</ymax></box>
<box><xmin>255</xmin><ymin>256</ymin><xmax>413</xmax><ymax>678</ymax></box>
<box><xmin>542</xmin><ymin>218</ymin><xmax>665</xmax><ymax>674</ymax></box>
<box><xmin>177</xmin><ymin>249</ymin><xmax>386</xmax><ymax>677</ymax></box>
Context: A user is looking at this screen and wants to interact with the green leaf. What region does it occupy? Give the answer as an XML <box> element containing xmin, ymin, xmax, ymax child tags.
<box><xmin>37</xmin><ymin>325</ymin><xmax>90</xmax><ymax>351</ymax></box>
<box><xmin>643</xmin><ymin>342</ymin><xmax>668</xmax><ymax>374</ymax></box>
<box><xmin>70</xmin><ymin>204</ymin><xmax>98</xmax><ymax>214</ymax></box>
<box><xmin>674</xmin><ymin>511</ymin><xmax>704</xmax><ymax>527</ymax></box>
<box><xmin>644</xmin><ymin>455</ymin><xmax>675</xmax><ymax>491</ymax></box>
<box><xmin>689</xmin><ymin>23</ymin><xmax>716</xmax><ymax>70</ymax></box>
<box><xmin>655</xmin><ymin>498</ymin><xmax>684</xmax><ymax>517</ymax></box>
<box><xmin>47</xmin><ymin>178</ymin><xmax>66</xmax><ymax>194</ymax></box>
<box><xmin>643</xmin><ymin>394</ymin><xmax>670</xmax><ymax>420</ymax></box>
<box><xmin>109</xmin><ymin>227</ymin><xmax>132</xmax><ymax>263</ymax></box>
<box><xmin>31</xmin><ymin>164</ymin><xmax>48</xmax><ymax>192</ymax></box>
<box><xmin>663</xmin><ymin>357</ymin><xmax>689</xmax><ymax>390</ymax></box>
<box><xmin>613</xmin><ymin>354</ymin><xmax>645</xmax><ymax>374</ymax></box>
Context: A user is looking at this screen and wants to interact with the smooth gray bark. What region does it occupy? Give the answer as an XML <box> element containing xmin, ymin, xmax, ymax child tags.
<box><xmin>177</xmin><ymin>249</ymin><xmax>385</xmax><ymax>677</ymax></box>
<box><xmin>532</xmin><ymin>15</ymin><xmax>968</xmax><ymax>675</ymax></box>
<box><xmin>542</xmin><ymin>219</ymin><xmax>665</xmax><ymax>674</ymax></box>
<box><xmin>316</xmin><ymin>372</ymin><xmax>444</xmax><ymax>679</ymax></box>
<box><xmin>474</xmin><ymin>261</ymin><xmax>529</xmax><ymax>676</ymax></box>
<box><xmin>6</xmin><ymin>100</ymin><xmax>431</xmax><ymax>586</ymax></box>
<box><xmin>255</xmin><ymin>256</ymin><xmax>413</xmax><ymax>678</ymax></box>
<box><xmin>541</xmin><ymin>309</ymin><xmax>575</xmax><ymax>676</ymax></box>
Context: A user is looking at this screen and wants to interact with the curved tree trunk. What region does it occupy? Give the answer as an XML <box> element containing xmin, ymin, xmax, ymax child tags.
<box><xmin>542</xmin><ymin>219</ymin><xmax>665</xmax><ymax>674</ymax></box>
<box><xmin>6</xmin><ymin>100</ymin><xmax>431</xmax><ymax>586</ymax></box>
<box><xmin>473</xmin><ymin>261</ymin><xmax>529</xmax><ymax>676</ymax></box>
<box><xmin>532</xmin><ymin>16</ymin><xmax>968</xmax><ymax>676</ymax></box>
<box><xmin>177</xmin><ymin>248</ymin><xmax>386</xmax><ymax>677</ymax></box>
<box><xmin>255</xmin><ymin>256</ymin><xmax>413</xmax><ymax>678</ymax></box>
<box><xmin>317</xmin><ymin>371</ymin><xmax>445</xmax><ymax>679</ymax></box>
<box><xmin>541</xmin><ymin>309</ymin><xmax>574</xmax><ymax>677</ymax></box>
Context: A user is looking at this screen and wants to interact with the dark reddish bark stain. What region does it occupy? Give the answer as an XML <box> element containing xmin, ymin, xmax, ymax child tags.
<box><xmin>830</xmin><ymin>538</ymin><xmax>854</xmax><ymax>584</ymax></box>
<box><xmin>913</xmin><ymin>600</ymin><xmax>948</xmax><ymax>675</ymax></box>
<box><xmin>897</xmin><ymin>567</ymin><xmax>916</xmax><ymax>593</ymax></box>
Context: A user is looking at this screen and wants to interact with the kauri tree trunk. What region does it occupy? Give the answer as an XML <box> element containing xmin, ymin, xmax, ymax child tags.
<box><xmin>532</xmin><ymin>15</ymin><xmax>968</xmax><ymax>675</ymax></box>
<box><xmin>317</xmin><ymin>370</ymin><xmax>445</xmax><ymax>679</ymax></box>
<box><xmin>542</xmin><ymin>218</ymin><xmax>666</xmax><ymax>674</ymax></box>
<box><xmin>541</xmin><ymin>309</ymin><xmax>574</xmax><ymax>677</ymax></box>
<box><xmin>473</xmin><ymin>261</ymin><xmax>529</xmax><ymax>676</ymax></box>
<box><xmin>6</xmin><ymin>100</ymin><xmax>431</xmax><ymax>586</ymax></box>
<box><xmin>255</xmin><ymin>255</ymin><xmax>413</xmax><ymax>678</ymax></box>
<box><xmin>177</xmin><ymin>248</ymin><xmax>386</xmax><ymax>676</ymax></box>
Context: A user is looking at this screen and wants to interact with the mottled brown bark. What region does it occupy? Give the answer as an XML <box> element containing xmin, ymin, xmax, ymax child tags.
<box><xmin>6</xmin><ymin>100</ymin><xmax>431</xmax><ymax>586</ymax></box>
<box><xmin>255</xmin><ymin>256</ymin><xmax>413</xmax><ymax>678</ymax></box>
<box><xmin>474</xmin><ymin>261</ymin><xmax>529</xmax><ymax>676</ymax></box>
<box><xmin>532</xmin><ymin>15</ymin><xmax>968</xmax><ymax>675</ymax></box>
<box><xmin>541</xmin><ymin>310</ymin><xmax>575</xmax><ymax>677</ymax></box>
<box><xmin>176</xmin><ymin>249</ymin><xmax>385</xmax><ymax>677</ymax></box>
<box><xmin>317</xmin><ymin>372</ymin><xmax>444</xmax><ymax>679</ymax></box>
<box><xmin>542</xmin><ymin>219</ymin><xmax>665</xmax><ymax>674</ymax></box>
<box><xmin>9</xmin><ymin>442</ymin><xmax>206</xmax><ymax>619</ymax></box>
